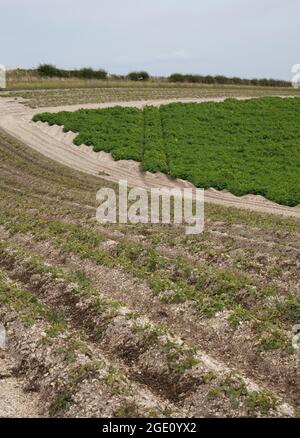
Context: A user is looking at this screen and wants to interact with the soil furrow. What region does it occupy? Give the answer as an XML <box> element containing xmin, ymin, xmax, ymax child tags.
<box><xmin>0</xmin><ymin>269</ymin><xmax>182</xmax><ymax>418</ymax></box>
<box><xmin>0</xmin><ymin>230</ymin><xmax>298</xmax><ymax>410</ymax></box>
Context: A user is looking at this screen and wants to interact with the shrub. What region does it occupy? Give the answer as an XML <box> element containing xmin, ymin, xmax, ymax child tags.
<box><xmin>127</xmin><ymin>71</ymin><xmax>150</xmax><ymax>81</ymax></box>
<box><xmin>168</xmin><ymin>73</ymin><xmax>291</xmax><ymax>87</ymax></box>
<box><xmin>37</xmin><ymin>64</ymin><xmax>107</xmax><ymax>80</ymax></box>
<box><xmin>168</xmin><ymin>73</ymin><xmax>186</xmax><ymax>83</ymax></box>
<box><xmin>75</xmin><ymin>68</ymin><xmax>107</xmax><ymax>80</ymax></box>
<box><xmin>37</xmin><ymin>64</ymin><xmax>62</xmax><ymax>77</ymax></box>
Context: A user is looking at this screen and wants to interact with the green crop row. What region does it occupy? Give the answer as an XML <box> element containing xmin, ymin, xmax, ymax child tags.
<box><xmin>33</xmin><ymin>107</ymin><xmax>144</xmax><ymax>162</ymax></box>
<box><xmin>143</xmin><ymin>106</ymin><xmax>168</xmax><ymax>173</ymax></box>
<box><xmin>160</xmin><ymin>98</ymin><xmax>300</xmax><ymax>206</ymax></box>
<box><xmin>33</xmin><ymin>97</ymin><xmax>300</xmax><ymax>206</ymax></box>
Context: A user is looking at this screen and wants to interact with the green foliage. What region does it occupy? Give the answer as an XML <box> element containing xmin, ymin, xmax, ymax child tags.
<box><xmin>160</xmin><ymin>98</ymin><xmax>300</xmax><ymax>206</ymax></box>
<box><xmin>33</xmin><ymin>98</ymin><xmax>300</xmax><ymax>206</ymax></box>
<box><xmin>37</xmin><ymin>64</ymin><xmax>107</xmax><ymax>80</ymax></box>
<box><xmin>273</xmin><ymin>296</ymin><xmax>300</xmax><ymax>325</ymax></box>
<box><xmin>127</xmin><ymin>71</ymin><xmax>150</xmax><ymax>81</ymax></box>
<box><xmin>143</xmin><ymin>106</ymin><xmax>168</xmax><ymax>173</ymax></box>
<box><xmin>114</xmin><ymin>401</ymin><xmax>141</xmax><ymax>418</ymax></box>
<box><xmin>170</xmin><ymin>354</ymin><xmax>199</xmax><ymax>374</ymax></box>
<box><xmin>208</xmin><ymin>375</ymin><xmax>248</xmax><ymax>407</ymax></box>
<box><xmin>72</xmin><ymin>67</ymin><xmax>107</xmax><ymax>79</ymax></box>
<box><xmin>37</xmin><ymin>64</ymin><xmax>66</xmax><ymax>78</ymax></box>
<box><xmin>0</xmin><ymin>270</ymin><xmax>46</xmax><ymax>326</ymax></box>
<box><xmin>245</xmin><ymin>391</ymin><xmax>278</xmax><ymax>414</ymax></box>
<box><xmin>104</xmin><ymin>366</ymin><xmax>128</xmax><ymax>395</ymax></box>
<box><xmin>257</xmin><ymin>330</ymin><xmax>292</xmax><ymax>353</ymax></box>
<box><xmin>33</xmin><ymin>106</ymin><xmax>144</xmax><ymax>162</ymax></box>
<box><xmin>49</xmin><ymin>391</ymin><xmax>73</xmax><ymax>415</ymax></box>
<box><xmin>168</xmin><ymin>73</ymin><xmax>291</xmax><ymax>87</ymax></box>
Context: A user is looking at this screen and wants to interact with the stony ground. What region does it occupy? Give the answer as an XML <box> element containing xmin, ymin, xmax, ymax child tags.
<box><xmin>2</xmin><ymin>84</ymin><xmax>300</xmax><ymax>108</ymax></box>
<box><xmin>0</xmin><ymin>129</ymin><xmax>299</xmax><ymax>418</ymax></box>
<box><xmin>0</xmin><ymin>348</ymin><xmax>40</xmax><ymax>418</ymax></box>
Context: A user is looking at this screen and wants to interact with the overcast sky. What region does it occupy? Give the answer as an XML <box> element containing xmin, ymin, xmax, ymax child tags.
<box><xmin>1</xmin><ymin>0</ymin><xmax>299</xmax><ymax>79</ymax></box>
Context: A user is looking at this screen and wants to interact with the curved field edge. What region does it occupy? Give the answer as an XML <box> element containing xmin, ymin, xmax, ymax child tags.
<box><xmin>32</xmin><ymin>97</ymin><xmax>300</xmax><ymax>207</ymax></box>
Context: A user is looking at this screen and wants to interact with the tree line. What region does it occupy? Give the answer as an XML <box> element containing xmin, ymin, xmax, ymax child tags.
<box><xmin>35</xmin><ymin>64</ymin><xmax>291</xmax><ymax>87</ymax></box>
<box><xmin>37</xmin><ymin>65</ymin><xmax>150</xmax><ymax>81</ymax></box>
<box><xmin>168</xmin><ymin>73</ymin><xmax>290</xmax><ymax>87</ymax></box>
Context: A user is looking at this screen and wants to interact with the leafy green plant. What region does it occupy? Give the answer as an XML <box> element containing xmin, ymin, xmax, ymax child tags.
<box><xmin>127</xmin><ymin>71</ymin><xmax>150</xmax><ymax>81</ymax></box>
<box><xmin>33</xmin><ymin>97</ymin><xmax>300</xmax><ymax>206</ymax></box>
<box><xmin>49</xmin><ymin>391</ymin><xmax>73</xmax><ymax>415</ymax></box>
<box><xmin>143</xmin><ymin>106</ymin><xmax>168</xmax><ymax>173</ymax></box>
<box><xmin>246</xmin><ymin>390</ymin><xmax>277</xmax><ymax>414</ymax></box>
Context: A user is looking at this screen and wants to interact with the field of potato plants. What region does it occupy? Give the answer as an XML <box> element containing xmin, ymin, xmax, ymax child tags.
<box><xmin>33</xmin><ymin>97</ymin><xmax>300</xmax><ymax>206</ymax></box>
<box><xmin>0</xmin><ymin>128</ymin><xmax>299</xmax><ymax>418</ymax></box>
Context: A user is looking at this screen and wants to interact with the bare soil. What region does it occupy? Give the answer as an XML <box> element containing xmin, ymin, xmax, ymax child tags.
<box><xmin>0</xmin><ymin>349</ymin><xmax>40</xmax><ymax>418</ymax></box>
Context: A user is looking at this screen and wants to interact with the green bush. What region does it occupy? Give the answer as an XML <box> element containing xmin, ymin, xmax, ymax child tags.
<box><xmin>127</xmin><ymin>71</ymin><xmax>150</xmax><ymax>81</ymax></box>
<box><xmin>168</xmin><ymin>73</ymin><xmax>186</xmax><ymax>83</ymax></box>
<box><xmin>143</xmin><ymin>106</ymin><xmax>168</xmax><ymax>173</ymax></box>
<box><xmin>37</xmin><ymin>64</ymin><xmax>65</xmax><ymax>78</ymax></box>
<box><xmin>168</xmin><ymin>73</ymin><xmax>291</xmax><ymax>87</ymax></box>
<box><xmin>73</xmin><ymin>68</ymin><xmax>107</xmax><ymax>80</ymax></box>
<box><xmin>37</xmin><ymin>64</ymin><xmax>107</xmax><ymax>80</ymax></box>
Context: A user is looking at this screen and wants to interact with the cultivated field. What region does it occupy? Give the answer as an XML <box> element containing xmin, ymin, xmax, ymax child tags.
<box><xmin>0</xmin><ymin>130</ymin><xmax>299</xmax><ymax>417</ymax></box>
<box><xmin>0</xmin><ymin>82</ymin><xmax>299</xmax><ymax>418</ymax></box>
<box><xmin>33</xmin><ymin>98</ymin><xmax>300</xmax><ymax>206</ymax></box>
<box><xmin>2</xmin><ymin>82</ymin><xmax>300</xmax><ymax>108</ymax></box>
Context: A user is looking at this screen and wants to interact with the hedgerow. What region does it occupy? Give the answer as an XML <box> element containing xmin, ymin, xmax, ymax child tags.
<box><xmin>33</xmin><ymin>97</ymin><xmax>300</xmax><ymax>206</ymax></box>
<box><xmin>168</xmin><ymin>73</ymin><xmax>291</xmax><ymax>87</ymax></box>
<box><xmin>37</xmin><ymin>64</ymin><xmax>107</xmax><ymax>80</ymax></box>
<box><xmin>26</xmin><ymin>65</ymin><xmax>291</xmax><ymax>87</ymax></box>
<box><xmin>127</xmin><ymin>71</ymin><xmax>150</xmax><ymax>81</ymax></box>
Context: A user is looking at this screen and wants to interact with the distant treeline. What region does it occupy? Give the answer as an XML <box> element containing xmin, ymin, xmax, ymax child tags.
<box><xmin>37</xmin><ymin>65</ymin><xmax>150</xmax><ymax>81</ymax></box>
<box><xmin>8</xmin><ymin>64</ymin><xmax>292</xmax><ymax>87</ymax></box>
<box><xmin>37</xmin><ymin>64</ymin><xmax>108</xmax><ymax>79</ymax></box>
<box><xmin>168</xmin><ymin>73</ymin><xmax>291</xmax><ymax>87</ymax></box>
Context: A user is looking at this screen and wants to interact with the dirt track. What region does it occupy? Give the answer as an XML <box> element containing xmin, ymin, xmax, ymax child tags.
<box><xmin>0</xmin><ymin>96</ymin><xmax>299</xmax><ymax>218</ymax></box>
<box><xmin>0</xmin><ymin>349</ymin><xmax>40</xmax><ymax>418</ymax></box>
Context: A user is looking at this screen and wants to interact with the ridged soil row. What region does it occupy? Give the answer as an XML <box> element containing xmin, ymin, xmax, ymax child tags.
<box><xmin>0</xmin><ymin>239</ymin><xmax>295</xmax><ymax>418</ymax></box>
